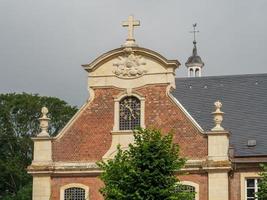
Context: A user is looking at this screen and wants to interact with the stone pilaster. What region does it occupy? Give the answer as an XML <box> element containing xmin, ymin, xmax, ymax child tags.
<box><xmin>207</xmin><ymin>101</ymin><xmax>230</xmax><ymax>200</ymax></box>
<box><xmin>31</xmin><ymin>107</ymin><xmax>52</xmax><ymax>200</ymax></box>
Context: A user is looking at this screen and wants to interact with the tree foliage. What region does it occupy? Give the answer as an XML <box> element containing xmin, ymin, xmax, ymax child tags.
<box><xmin>257</xmin><ymin>164</ymin><xmax>267</xmax><ymax>200</ymax></box>
<box><xmin>98</xmin><ymin>128</ymin><xmax>195</xmax><ymax>200</ymax></box>
<box><xmin>0</xmin><ymin>93</ymin><xmax>78</xmax><ymax>199</ymax></box>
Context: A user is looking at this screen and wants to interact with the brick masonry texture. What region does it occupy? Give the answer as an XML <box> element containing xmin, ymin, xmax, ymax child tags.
<box><xmin>51</xmin><ymin>84</ymin><xmax>209</xmax><ymax>199</ymax></box>
<box><xmin>179</xmin><ymin>174</ymin><xmax>208</xmax><ymax>200</ymax></box>
<box><xmin>53</xmin><ymin>84</ymin><xmax>207</xmax><ymax>161</ymax></box>
<box><xmin>50</xmin><ymin>174</ymin><xmax>208</xmax><ymax>200</ymax></box>
<box><xmin>52</xmin><ymin>88</ymin><xmax>123</xmax><ymax>162</ymax></box>
<box><xmin>51</xmin><ymin>176</ymin><xmax>104</xmax><ymax>200</ymax></box>
<box><xmin>229</xmin><ymin>172</ymin><xmax>241</xmax><ymax>200</ymax></box>
<box><xmin>136</xmin><ymin>84</ymin><xmax>208</xmax><ymax>159</ymax></box>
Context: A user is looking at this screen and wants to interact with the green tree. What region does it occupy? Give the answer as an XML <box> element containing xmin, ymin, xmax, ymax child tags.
<box><xmin>98</xmin><ymin>128</ymin><xmax>195</xmax><ymax>200</ymax></box>
<box><xmin>0</xmin><ymin>93</ymin><xmax>78</xmax><ymax>200</ymax></box>
<box><xmin>257</xmin><ymin>164</ymin><xmax>267</xmax><ymax>200</ymax></box>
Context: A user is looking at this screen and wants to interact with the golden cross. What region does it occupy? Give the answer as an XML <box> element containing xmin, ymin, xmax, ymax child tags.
<box><xmin>122</xmin><ymin>15</ymin><xmax>140</xmax><ymax>41</ymax></box>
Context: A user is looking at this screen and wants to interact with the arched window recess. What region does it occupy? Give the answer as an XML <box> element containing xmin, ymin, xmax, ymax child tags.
<box><xmin>175</xmin><ymin>181</ymin><xmax>199</xmax><ymax>200</ymax></box>
<box><xmin>60</xmin><ymin>183</ymin><xmax>89</xmax><ymax>200</ymax></box>
<box><xmin>113</xmin><ymin>92</ymin><xmax>145</xmax><ymax>131</ymax></box>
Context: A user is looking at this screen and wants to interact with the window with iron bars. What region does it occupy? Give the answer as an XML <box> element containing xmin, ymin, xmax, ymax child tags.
<box><xmin>175</xmin><ymin>184</ymin><xmax>196</xmax><ymax>200</ymax></box>
<box><xmin>64</xmin><ymin>187</ymin><xmax>86</xmax><ymax>200</ymax></box>
<box><xmin>119</xmin><ymin>96</ymin><xmax>141</xmax><ymax>130</ymax></box>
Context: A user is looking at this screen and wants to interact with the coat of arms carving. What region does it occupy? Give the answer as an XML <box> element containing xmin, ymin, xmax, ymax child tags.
<box><xmin>113</xmin><ymin>48</ymin><xmax>147</xmax><ymax>78</ymax></box>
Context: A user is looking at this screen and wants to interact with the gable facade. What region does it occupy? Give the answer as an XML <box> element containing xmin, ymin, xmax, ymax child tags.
<box><xmin>28</xmin><ymin>45</ymin><xmax>266</xmax><ymax>200</ymax></box>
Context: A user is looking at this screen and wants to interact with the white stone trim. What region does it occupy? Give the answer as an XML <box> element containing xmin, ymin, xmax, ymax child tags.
<box><xmin>82</xmin><ymin>47</ymin><xmax>180</xmax><ymax>72</ymax></box>
<box><xmin>60</xmin><ymin>183</ymin><xmax>89</xmax><ymax>200</ymax></box>
<box><xmin>102</xmin><ymin>91</ymin><xmax>145</xmax><ymax>160</ymax></box>
<box><xmin>88</xmin><ymin>73</ymin><xmax>176</xmax><ymax>89</ymax></box>
<box><xmin>166</xmin><ymin>86</ymin><xmax>204</xmax><ymax>133</ymax></box>
<box><xmin>208</xmin><ymin>172</ymin><xmax>229</xmax><ymax>200</ymax></box>
<box><xmin>29</xmin><ymin>160</ymin><xmax>208</xmax><ymax>175</ymax></box>
<box><xmin>207</xmin><ymin>133</ymin><xmax>229</xmax><ymax>161</ymax></box>
<box><xmin>179</xmin><ymin>181</ymin><xmax>199</xmax><ymax>200</ymax></box>
<box><xmin>55</xmin><ymin>88</ymin><xmax>94</xmax><ymax>140</ymax></box>
<box><xmin>240</xmin><ymin>172</ymin><xmax>261</xmax><ymax>200</ymax></box>
<box><xmin>32</xmin><ymin>175</ymin><xmax>51</xmax><ymax>200</ymax></box>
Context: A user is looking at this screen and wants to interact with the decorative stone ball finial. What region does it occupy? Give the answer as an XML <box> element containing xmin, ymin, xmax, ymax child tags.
<box><xmin>211</xmin><ymin>100</ymin><xmax>225</xmax><ymax>131</ymax></box>
<box><xmin>38</xmin><ymin>107</ymin><xmax>50</xmax><ymax>137</ymax></box>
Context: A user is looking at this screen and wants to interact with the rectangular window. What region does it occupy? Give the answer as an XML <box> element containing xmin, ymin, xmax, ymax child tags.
<box><xmin>246</xmin><ymin>178</ymin><xmax>261</xmax><ymax>200</ymax></box>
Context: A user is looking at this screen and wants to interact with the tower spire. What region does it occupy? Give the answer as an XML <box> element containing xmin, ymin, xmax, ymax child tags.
<box><xmin>185</xmin><ymin>23</ymin><xmax>204</xmax><ymax>77</ymax></box>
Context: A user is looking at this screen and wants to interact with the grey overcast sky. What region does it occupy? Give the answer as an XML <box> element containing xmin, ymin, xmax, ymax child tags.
<box><xmin>1</xmin><ymin>0</ymin><xmax>267</xmax><ymax>106</ymax></box>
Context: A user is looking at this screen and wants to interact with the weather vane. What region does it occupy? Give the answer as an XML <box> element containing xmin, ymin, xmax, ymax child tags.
<box><xmin>190</xmin><ymin>23</ymin><xmax>199</xmax><ymax>43</ymax></box>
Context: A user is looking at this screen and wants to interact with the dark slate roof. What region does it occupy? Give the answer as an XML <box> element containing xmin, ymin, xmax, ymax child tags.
<box><xmin>172</xmin><ymin>73</ymin><xmax>267</xmax><ymax>157</ymax></box>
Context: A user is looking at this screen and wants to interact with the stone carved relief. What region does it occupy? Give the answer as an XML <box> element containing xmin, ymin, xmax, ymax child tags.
<box><xmin>113</xmin><ymin>48</ymin><xmax>147</xmax><ymax>78</ymax></box>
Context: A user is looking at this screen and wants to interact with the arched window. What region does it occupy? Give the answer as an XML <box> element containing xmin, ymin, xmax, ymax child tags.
<box><xmin>64</xmin><ymin>187</ymin><xmax>85</xmax><ymax>200</ymax></box>
<box><xmin>175</xmin><ymin>182</ymin><xmax>199</xmax><ymax>200</ymax></box>
<box><xmin>190</xmin><ymin>68</ymin><xmax>194</xmax><ymax>77</ymax></box>
<box><xmin>60</xmin><ymin>184</ymin><xmax>89</xmax><ymax>200</ymax></box>
<box><xmin>195</xmin><ymin>69</ymin><xmax>200</xmax><ymax>77</ymax></box>
<box><xmin>119</xmin><ymin>96</ymin><xmax>141</xmax><ymax>130</ymax></box>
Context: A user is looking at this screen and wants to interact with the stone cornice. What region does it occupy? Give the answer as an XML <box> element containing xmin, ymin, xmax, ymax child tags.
<box><xmin>205</xmin><ymin>130</ymin><xmax>230</xmax><ymax>136</ymax></box>
<box><xmin>82</xmin><ymin>47</ymin><xmax>180</xmax><ymax>73</ymax></box>
<box><xmin>28</xmin><ymin>159</ymin><xmax>232</xmax><ymax>175</ymax></box>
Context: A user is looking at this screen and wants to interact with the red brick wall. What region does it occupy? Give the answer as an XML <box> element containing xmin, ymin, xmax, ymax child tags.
<box><xmin>229</xmin><ymin>169</ymin><xmax>261</xmax><ymax>200</ymax></box>
<box><xmin>52</xmin><ymin>85</ymin><xmax>207</xmax><ymax>162</ymax></box>
<box><xmin>229</xmin><ymin>172</ymin><xmax>241</xmax><ymax>200</ymax></box>
<box><xmin>52</xmin><ymin>84</ymin><xmax>207</xmax><ymax>161</ymax></box>
<box><xmin>52</xmin><ymin>88</ymin><xmax>122</xmax><ymax>162</ymax></box>
<box><xmin>136</xmin><ymin>85</ymin><xmax>207</xmax><ymax>159</ymax></box>
<box><xmin>51</xmin><ymin>176</ymin><xmax>104</xmax><ymax>200</ymax></box>
<box><xmin>51</xmin><ymin>84</ymin><xmax>208</xmax><ymax>199</ymax></box>
<box><xmin>51</xmin><ymin>174</ymin><xmax>208</xmax><ymax>200</ymax></box>
<box><xmin>179</xmin><ymin>173</ymin><xmax>208</xmax><ymax>200</ymax></box>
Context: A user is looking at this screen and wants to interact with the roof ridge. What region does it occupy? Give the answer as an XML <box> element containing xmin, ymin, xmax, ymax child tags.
<box><xmin>175</xmin><ymin>73</ymin><xmax>267</xmax><ymax>80</ymax></box>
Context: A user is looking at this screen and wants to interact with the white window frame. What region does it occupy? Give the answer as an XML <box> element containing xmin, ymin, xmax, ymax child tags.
<box><xmin>113</xmin><ymin>92</ymin><xmax>145</xmax><ymax>132</ymax></box>
<box><xmin>179</xmin><ymin>181</ymin><xmax>199</xmax><ymax>200</ymax></box>
<box><xmin>60</xmin><ymin>183</ymin><xmax>89</xmax><ymax>200</ymax></box>
<box><xmin>245</xmin><ymin>178</ymin><xmax>261</xmax><ymax>200</ymax></box>
<box><xmin>240</xmin><ymin>172</ymin><xmax>261</xmax><ymax>200</ymax></box>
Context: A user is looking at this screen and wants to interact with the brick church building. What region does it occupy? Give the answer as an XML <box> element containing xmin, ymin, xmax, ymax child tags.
<box><xmin>28</xmin><ymin>16</ymin><xmax>267</xmax><ymax>200</ymax></box>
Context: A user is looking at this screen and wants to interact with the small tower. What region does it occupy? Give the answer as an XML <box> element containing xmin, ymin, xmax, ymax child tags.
<box><xmin>185</xmin><ymin>23</ymin><xmax>204</xmax><ymax>77</ymax></box>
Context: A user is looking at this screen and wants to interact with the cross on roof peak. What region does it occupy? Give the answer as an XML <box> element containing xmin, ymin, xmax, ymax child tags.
<box><xmin>122</xmin><ymin>15</ymin><xmax>140</xmax><ymax>47</ymax></box>
<box><xmin>190</xmin><ymin>23</ymin><xmax>200</xmax><ymax>44</ymax></box>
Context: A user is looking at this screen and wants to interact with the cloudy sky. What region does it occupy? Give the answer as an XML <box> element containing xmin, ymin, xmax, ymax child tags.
<box><xmin>1</xmin><ymin>0</ymin><xmax>267</xmax><ymax>106</ymax></box>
